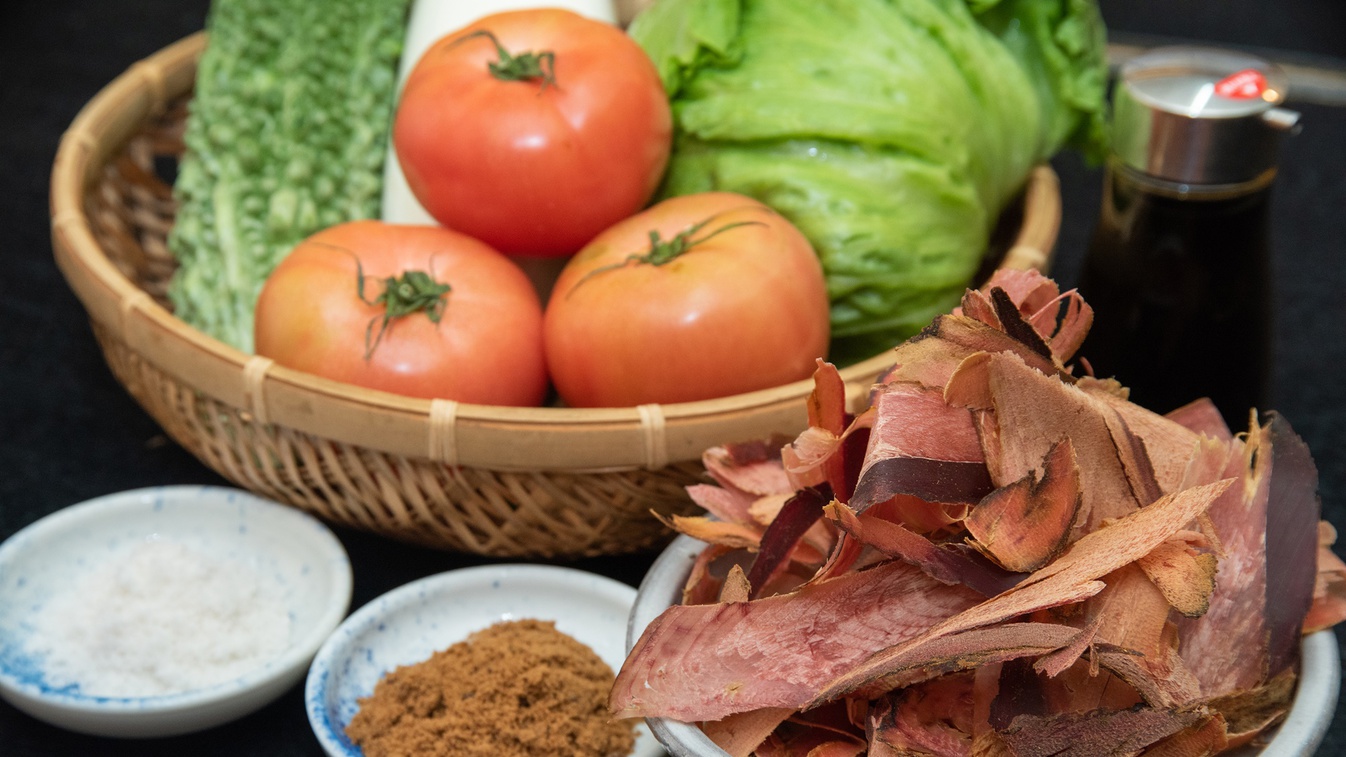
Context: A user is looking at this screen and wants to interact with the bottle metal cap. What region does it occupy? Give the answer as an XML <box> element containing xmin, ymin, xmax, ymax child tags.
<box><xmin>1113</xmin><ymin>46</ymin><xmax>1300</xmax><ymax>185</ymax></box>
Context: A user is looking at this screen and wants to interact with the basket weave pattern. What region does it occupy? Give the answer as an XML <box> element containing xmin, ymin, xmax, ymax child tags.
<box><xmin>51</xmin><ymin>34</ymin><xmax>1060</xmax><ymax>558</ymax></box>
<box><xmin>90</xmin><ymin>316</ymin><xmax>704</xmax><ymax>556</ymax></box>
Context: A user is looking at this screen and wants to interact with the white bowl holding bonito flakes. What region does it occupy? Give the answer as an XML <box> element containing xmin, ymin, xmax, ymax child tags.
<box><xmin>627</xmin><ymin>536</ymin><xmax>1340</xmax><ymax>757</ymax></box>
<box><xmin>616</xmin><ymin>271</ymin><xmax>1345</xmax><ymax>757</ymax></box>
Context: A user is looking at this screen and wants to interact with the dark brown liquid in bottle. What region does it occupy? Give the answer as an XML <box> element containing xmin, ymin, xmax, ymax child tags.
<box><xmin>1077</xmin><ymin>161</ymin><xmax>1273</xmax><ymax>429</ymax></box>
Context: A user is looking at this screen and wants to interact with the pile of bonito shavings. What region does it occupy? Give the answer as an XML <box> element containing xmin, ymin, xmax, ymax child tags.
<box><xmin>611</xmin><ymin>269</ymin><xmax>1346</xmax><ymax>757</ymax></box>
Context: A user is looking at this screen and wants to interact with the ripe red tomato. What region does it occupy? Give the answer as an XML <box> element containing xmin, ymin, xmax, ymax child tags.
<box><xmin>544</xmin><ymin>192</ymin><xmax>831</xmax><ymax>408</ymax></box>
<box><xmin>254</xmin><ymin>220</ymin><xmax>547</xmax><ymax>406</ymax></box>
<box><xmin>393</xmin><ymin>9</ymin><xmax>672</xmax><ymax>257</ymax></box>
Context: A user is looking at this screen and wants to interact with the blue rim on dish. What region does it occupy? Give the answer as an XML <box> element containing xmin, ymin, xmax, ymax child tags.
<box><xmin>0</xmin><ymin>486</ymin><xmax>353</xmax><ymax>738</ymax></box>
<box><xmin>305</xmin><ymin>563</ymin><xmax>661</xmax><ymax>757</ymax></box>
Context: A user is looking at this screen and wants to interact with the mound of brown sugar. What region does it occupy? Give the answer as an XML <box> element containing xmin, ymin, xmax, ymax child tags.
<box><xmin>345</xmin><ymin>618</ymin><xmax>635</xmax><ymax>757</ymax></box>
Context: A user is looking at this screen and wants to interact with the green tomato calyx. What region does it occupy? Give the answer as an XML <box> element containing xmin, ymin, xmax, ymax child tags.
<box><xmin>567</xmin><ymin>215</ymin><xmax>763</xmax><ymax>297</ymax></box>
<box><xmin>356</xmin><ymin>263</ymin><xmax>452</xmax><ymax>361</ymax></box>
<box><xmin>453</xmin><ymin>29</ymin><xmax>557</xmax><ymax>90</ymax></box>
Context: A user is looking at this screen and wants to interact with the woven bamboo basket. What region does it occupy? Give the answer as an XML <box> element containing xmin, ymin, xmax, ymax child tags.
<box><xmin>50</xmin><ymin>33</ymin><xmax>1062</xmax><ymax>558</ymax></box>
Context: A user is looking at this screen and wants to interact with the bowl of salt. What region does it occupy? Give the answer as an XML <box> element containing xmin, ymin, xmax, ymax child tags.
<box><xmin>0</xmin><ymin>486</ymin><xmax>352</xmax><ymax>737</ymax></box>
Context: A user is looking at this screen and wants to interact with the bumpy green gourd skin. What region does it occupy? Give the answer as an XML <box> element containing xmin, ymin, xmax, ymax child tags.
<box><xmin>167</xmin><ymin>0</ymin><xmax>412</xmax><ymax>352</ymax></box>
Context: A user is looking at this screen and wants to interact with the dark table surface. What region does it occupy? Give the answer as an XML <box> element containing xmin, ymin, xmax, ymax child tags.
<box><xmin>2</xmin><ymin>1</ymin><xmax>1344</xmax><ymax>754</ymax></box>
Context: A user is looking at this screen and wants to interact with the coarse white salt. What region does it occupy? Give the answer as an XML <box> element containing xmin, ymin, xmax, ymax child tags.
<box><xmin>24</xmin><ymin>537</ymin><xmax>292</xmax><ymax>698</ymax></box>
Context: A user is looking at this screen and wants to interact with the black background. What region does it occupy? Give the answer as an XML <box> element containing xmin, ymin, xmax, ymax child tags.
<box><xmin>2</xmin><ymin>1</ymin><xmax>1344</xmax><ymax>754</ymax></box>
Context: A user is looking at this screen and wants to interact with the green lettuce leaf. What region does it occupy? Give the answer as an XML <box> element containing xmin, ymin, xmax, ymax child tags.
<box><xmin>631</xmin><ymin>0</ymin><xmax>1107</xmax><ymax>362</ymax></box>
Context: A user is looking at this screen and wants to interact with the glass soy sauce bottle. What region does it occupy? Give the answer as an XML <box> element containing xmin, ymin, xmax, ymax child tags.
<box><xmin>1077</xmin><ymin>47</ymin><xmax>1301</xmax><ymax>428</ymax></box>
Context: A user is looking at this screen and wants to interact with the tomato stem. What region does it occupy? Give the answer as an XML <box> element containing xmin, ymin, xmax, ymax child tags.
<box><xmin>354</xmin><ymin>261</ymin><xmax>453</xmax><ymax>361</ymax></box>
<box><xmin>567</xmin><ymin>215</ymin><xmax>764</xmax><ymax>297</ymax></box>
<box><xmin>451</xmin><ymin>29</ymin><xmax>557</xmax><ymax>90</ymax></box>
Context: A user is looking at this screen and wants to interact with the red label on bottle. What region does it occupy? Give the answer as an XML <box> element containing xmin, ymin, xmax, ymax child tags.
<box><xmin>1214</xmin><ymin>69</ymin><xmax>1268</xmax><ymax>99</ymax></box>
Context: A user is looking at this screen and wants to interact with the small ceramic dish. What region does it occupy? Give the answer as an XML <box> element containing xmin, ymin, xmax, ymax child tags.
<box><xmin>0</xmin><ymin>486</ymin><xmax>352</xmax><ymax>737</ymax></box>
<box><xmin>305</xmin><ymin>563</ymin><xmax>661</xmax><ymax>757</ymax></box>
<box><xmin>629</xmin><ymin>535</ymin><xmax>1341</xmax><ymax>757</ymax></box>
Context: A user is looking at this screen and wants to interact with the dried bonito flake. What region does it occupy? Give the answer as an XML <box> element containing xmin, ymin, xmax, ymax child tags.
<box><xmin>963</xmin><ymin>439</ymin><xmax>1082</xmax><ymax>573</ymax></box>
<box><xmin>611</xmin><ymin>270</ymin><xmax>1346</xmax><ymax>756</ymax></box>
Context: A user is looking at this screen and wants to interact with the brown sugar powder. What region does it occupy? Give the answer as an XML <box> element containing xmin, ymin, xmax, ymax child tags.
<box><xmin>345</xmin><ymin>618</ymin><xmax>636</xmax><ymax>757</ymax></box>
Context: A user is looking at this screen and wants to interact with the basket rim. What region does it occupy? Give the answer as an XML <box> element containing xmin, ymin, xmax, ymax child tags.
<box><xmin>49</xmin><ymin>32</ymin><xmax>1062</xmax><ymax>472</ymax></box>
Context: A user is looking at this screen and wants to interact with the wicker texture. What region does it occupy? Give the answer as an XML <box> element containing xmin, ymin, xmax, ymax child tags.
<box><xmin>51</xmin><ymin>34</ymin><xmax>1061</xmax><ymax>557</ymax></box>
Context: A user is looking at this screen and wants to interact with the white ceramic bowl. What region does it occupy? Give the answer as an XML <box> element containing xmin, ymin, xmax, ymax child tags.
<box><xmin>305</xmin><ymin>563</ymin><xmax>662</xmax><ymax>757</ymax></box>
<box><xmin>629</xmin><ymin>535</ymin><xmax>1341</xmax><ymax>757</ymax></box>
<box><xmin>0</xmin><ymin>486</ymin><xmax>352</xmax><ymax>737</ymax></box>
